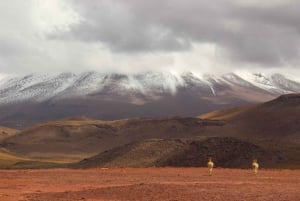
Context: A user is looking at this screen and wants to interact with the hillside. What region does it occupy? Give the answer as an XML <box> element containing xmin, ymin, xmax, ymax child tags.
<box><xmin>73</xmin><ymin>137</ymin><xmax>293</xmax><ymax>169</ymax></box>
<box><xmin>0</xmin><ymin>71</ymin><xmax>298</xmax><ymax>129</ymax></box>
<box><xmin>199</xmin><ymin>93</ymin><xmax>300</xmax><ymax>141</ymax></box>
<box><xmin>198</xmin><ymin>105</ymin><xmax>256</xmax><ymax>120</ymax></box>
<box><xmin>1</xmin><ymin>94</ymin><xmax>299</xmax><ymax>168</ymax></box>
<box><xmin>0</xmin><ymin>126</ymin><xmax>19</xmax><ymax>141</ymax></box>
<box><xmin>74</xmin><ymin>139</ymin><xmax>185</xmax><ymax>168</ymax></box>
<box><xmin>0</xmin><ymin>150</ymin><xmax>68</xmax><ymax>169</ymax></box>
<box><xmin>0</xmin><ymin>117</ymin><xmax>224</xmax><ymax>160</ymax></box>
<box><xmin>0</xmin><ymin>151</ymin><xmax>26</xmax><ymax>168</ymax></box>
<box><xmin>72</xmin><ymin>94</ymin><xmax>300</xmax><ymax>169</ymax></box>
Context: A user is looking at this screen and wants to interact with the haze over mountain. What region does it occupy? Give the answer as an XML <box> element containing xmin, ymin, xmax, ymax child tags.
<box><xmin>0</xmin><ymin>71</ymin><xmax>299</xmax><ymax>128</ymax></box>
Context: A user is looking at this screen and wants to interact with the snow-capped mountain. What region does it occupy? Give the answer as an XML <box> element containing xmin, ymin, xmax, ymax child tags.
<box><xmin>0</xmin><ymin>71</ymin><xmax>299</xmax><ymax>128</ymax></box>
<box><xmin>0</xmin><ymin>71</ymin><xmax>299</xmax><ymax>104</ymax></box>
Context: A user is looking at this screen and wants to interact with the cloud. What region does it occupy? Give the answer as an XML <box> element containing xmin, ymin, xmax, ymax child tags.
<box><xmin>65</xmin><ymin>0</ymin><xmax>300</xmax><ymax>67</ymax></box>
<box><xmin>54</xmin><ymin>0</ymin><xmax>192</xmax><ymax>53</ymax></box>
<box><xmin>0</xmin><ymin>0</ymin><xmax>300</xmax><ymax>75</ymax></box>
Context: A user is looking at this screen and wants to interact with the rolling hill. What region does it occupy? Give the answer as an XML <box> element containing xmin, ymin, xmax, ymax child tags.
<box><xmin>0</xmin><ymin>151</ymin><xmax>26</xmax><ymax>168</ymax></box>
<box><xmin>0</xmin><ymin>94</ymin><xmax>299</xmax><ymax>169</ymax></box>
<box><xmin>199</xmin><ymin>93</ymin><xmax>300</xmax><ymax>141</ymax></box>
<box><xmin>0</xmin><ymin>117</ymin><xmax>224</xmax><ymax>161</ymax></box>
<box><xmin>0</xmin><ymin>126</ymin><xmax>18</xmax><ymax>141</ymax></box>
<box><xmin>72</xmin><ymin>93</ymin><xmax>300</xmax><ymax>169</ymax></box>
<box><xmin>73</xmin><ymin>137</ymin><xmax>293</xmax><ymax>169</ymax></box>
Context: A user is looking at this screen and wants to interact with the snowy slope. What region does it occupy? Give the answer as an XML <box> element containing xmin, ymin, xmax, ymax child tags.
<box><xmin>235</xmin><ymin>72</ymin><xmax>300</xmax><ymax>94</ymax></box>
<box><xmin>0</xmin><ymin>71</ymin><xmax>299</xmax><ymax>104</ymax></box>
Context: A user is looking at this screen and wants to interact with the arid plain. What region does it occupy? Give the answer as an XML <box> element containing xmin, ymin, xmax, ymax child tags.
<box><xmin>0</xmin><ymin>168</ymin><xmax>299</xmax><ymax>201</ymax></box>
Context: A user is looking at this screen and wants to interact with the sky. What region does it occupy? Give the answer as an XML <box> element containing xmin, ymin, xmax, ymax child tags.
<box><xmin>0</xmin><ymin>0</ymin><xmax>300</xmax><ymax>76</ymax></box>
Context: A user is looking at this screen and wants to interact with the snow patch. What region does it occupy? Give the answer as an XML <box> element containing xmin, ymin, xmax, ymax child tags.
<box><xmin>0</xmin><ymin>71</ymin><xmax>299</xmax><ymax>104</ymax></box>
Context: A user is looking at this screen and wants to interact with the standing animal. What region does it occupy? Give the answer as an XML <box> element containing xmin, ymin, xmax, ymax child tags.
<box><xmin>207</xmin><ymin>157</ymin><xmax>214</xmax><ymax>176</ymax></box>
<box><xmin>252</xmin><ymin>159</ymin><xmax>259</xmax><ymax>175</ymax></box>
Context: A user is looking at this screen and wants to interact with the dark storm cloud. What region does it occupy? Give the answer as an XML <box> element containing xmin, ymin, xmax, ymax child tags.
<box><xmin>227</xmin><ymin>1</ymin><xmax>300</xmax><ymax>65</ymax></box>
<box><xmin>60</xmin><ymin>0</ymin><xmax>193</xmax><ymax>52</ymax></box>
<box><xmin>0</xmin><ymin>0</ymin><xmax>300</xmax><ymax>74</ymax></box>
<box><xmin>65</xmin><ymin>0</ymin><xmax>300</xmax><ymax>66</ymax></box>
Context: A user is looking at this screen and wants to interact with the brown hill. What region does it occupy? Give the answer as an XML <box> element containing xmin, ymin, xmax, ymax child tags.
<box><xmin>74</xmin><ymin>139</ymin><xmax>185</xmax><ymax>168</ymax></box>
<box><xmin>0</xmin><ymin>126</ymin><xmax>19</xmax><ymax>141</ymax></box>
<box><xmin>198</xmin><ymin>93</ymin><xmax>300</xmax><ymax>141</ymax></box>
<box><xmin>73</xmin><ymin>137</ymin><xmax>290</xmax><ymax>168</ymax></box>
<box><xmin>1</xmin><ymin>94</ymin><xmax>299</xmax><ymax>168</ymax></box>
<box><xmin>198</xmin><ymin>105</ymin><xmax>256</xmax><ymax>120</ymax></box>
<box><xmin>160</xmin><ymin>137</ymin><xmax>283</xmax><ymax>168</ymax></box>
<box><xmin>0</xmin><ymin>117</ymin><xmax>224</xmax><ymax>161</ymax></box>
<box><xmin>0</xmin><ymin>150</ymin><xmax>66</xmax><ymax>169</ymax></box>
<box><xmin>0</xmin><ymin>151</ymin><xmax>26</xmax><ymax>168</ymax></box>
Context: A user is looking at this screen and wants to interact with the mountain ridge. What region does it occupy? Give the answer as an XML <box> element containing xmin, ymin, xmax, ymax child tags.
<box><xmin>0</xmin><ymin>71</ymin><xmax>299</xmax><ymax>104</ymax></box>
<box><xmin>0</xmin><ymin>71</ymin><xmax>299</xmax><ymax>128</ymax></box>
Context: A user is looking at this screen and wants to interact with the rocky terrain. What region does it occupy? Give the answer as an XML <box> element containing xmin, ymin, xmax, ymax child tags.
<box><xmin>74</xmin><ymin>137</ymin><xmax>283</xmax><ymax>169</ymax></box>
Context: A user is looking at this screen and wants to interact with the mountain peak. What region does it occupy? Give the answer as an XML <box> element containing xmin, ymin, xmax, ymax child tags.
<box><xmin>0</xmin><ymin>71</ymin><xmax>299</xmax><ymax>105</ymax></box>
<box><xmin>0</xmin><ymin>71</ymin><xmax>299</xmax><ymax>128</ymax></box>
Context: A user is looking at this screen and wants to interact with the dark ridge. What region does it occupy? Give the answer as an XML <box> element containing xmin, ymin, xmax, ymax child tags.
<box><xmin>72</xmin><ymin>137</ymin><xmax>284</xmax><ymax>169</ymax></box>
<box><xmin>72</xmin><ymin>139</ymin><xmax>186</xmax><ymax>168</ymax></box>
<box><xmin>159</xmin><ymin>137</ymin><xmax>281</xmax><ymax>168</ymax></box>
<box><xmin>276</xmin><ymin>93</ymin><xmax>300</xmax><ymax>102</ymax></box>
<box><xmin>61</xmin><ymin>116</ymin><xmax>95</xmax><ymax>121</ymax></box>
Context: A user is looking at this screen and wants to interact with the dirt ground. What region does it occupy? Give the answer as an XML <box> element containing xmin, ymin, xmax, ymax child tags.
<box><xmin>0</xmin><ymin>168</ymin><xmax>299</xmax><ymax>201</ymax></box>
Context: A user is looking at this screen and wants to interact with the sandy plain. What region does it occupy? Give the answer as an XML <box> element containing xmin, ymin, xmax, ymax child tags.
<box><xmin>0</xmin><ymin>168</ymin><xmax>299</xmax><ymax>201</ymax></box>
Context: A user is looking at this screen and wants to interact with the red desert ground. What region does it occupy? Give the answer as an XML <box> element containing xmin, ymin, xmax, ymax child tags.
<box><xmin>0</xmin><ymin>168</ymin><xmax>299</xmax><ymax>201</ymax></box>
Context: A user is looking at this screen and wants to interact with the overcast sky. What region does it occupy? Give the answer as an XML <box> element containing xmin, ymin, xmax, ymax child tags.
<box><xmin>0</xmin><ymin>0</ymin><xmax>300</xmax><ymax>76</ymax></box>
